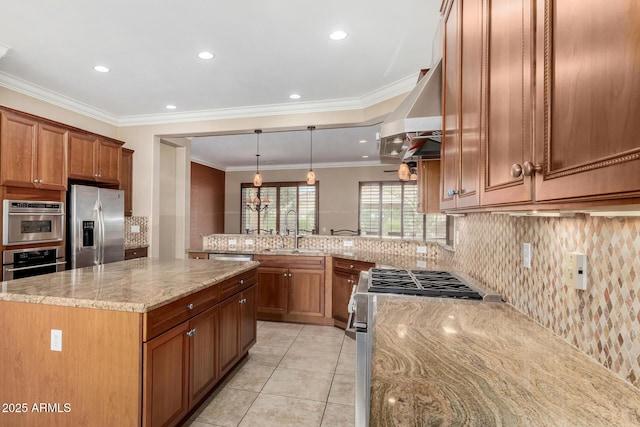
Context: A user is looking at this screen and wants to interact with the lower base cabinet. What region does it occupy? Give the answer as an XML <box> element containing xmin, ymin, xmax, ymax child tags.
<box><xmin>142</xmin><ymin>273</ymin><xmax>257</xmax><ymax>427</ymax></box>
<box><xmin>332</xmin><ymin>258</ymin><xmax>374</xmax><ymax>328</ymax></box>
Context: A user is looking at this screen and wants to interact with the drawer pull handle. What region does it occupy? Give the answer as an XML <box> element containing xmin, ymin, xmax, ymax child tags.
<box><xmin>187</xmin><ymin>303</ymin><xmax>194</xmax><ymax>310</ymax></box>
<box><xmin>349</xmin><ymin>264</ymin><xmax>354</xmax><ymax>269</ymax></box>
<box><xmin>187</xmin><ymin>328</ymin><xmax>197</xmax><ymax>337</ymax></box>
<box><xmin>239</xmin><ymin>298</ymin><xmax>247</xmax><ymax>304</ymax></box>
<box><xmin>283</xmin><ymin>273</ymin><xmax>288</xmax><ymax>277</ymax></box>
<box><xmin>239</xmin><ymin>279</ymin><xmax>244</xmax><ymax>284</ymax></box>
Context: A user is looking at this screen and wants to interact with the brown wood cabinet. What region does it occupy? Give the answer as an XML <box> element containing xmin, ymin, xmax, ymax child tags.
<box><xmin>332</xmin><ymin>258</ymin><xmax>374</xmax><ymax>328</ymax></box>
<box><xmin>68</xmin><ymin>132</ymin><xmax>122</xmax><ymax>184</ymax></box>
<box><xmin>417</xmin><ymin>160</ymin><xmax>442</xmax><ymax>213</ymax></box>
<box><xmin>121</xmin><ymin>148</ymin><xmax>134</xmax><ymax>216</ymax></box>
<box><xmin>441</xmin><ymin>0</ymin><xmax>640</xmax><ymax>211</ymax></box>
<box><xmin>125</xmin><ymin>246</ymin><xmax>148</xmax><ymax>260</ymax></box>
<box><xmin>142</xmin><ymin>269</ymin><xmax>257</xmax><ymax>427</ymax></box>
<box><xmin>255</xmin><ymin>255</ymin><xmax>328</xmax><ymax>325</ymax></box>
<box><xmin>531</xmin><ymin>0</ymin><xmax>640</xmax><ymax>203</ymax></box>
<box><xmin>219</xmin><ymin>284</ymin><xmax>256</xmax><ymax>376</ymax></box>
<box><xmin>0</xmin><ymin>111</ymin><xmax>68</xmax><ymax>190</ymax></box>
<box><xmin>440</xmin><ymin>0</ymin><xmax>483</xmax><ymax>210</ymax></box>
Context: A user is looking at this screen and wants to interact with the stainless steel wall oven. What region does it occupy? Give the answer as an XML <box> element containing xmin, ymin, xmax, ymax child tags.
<box><xmin>2</xmin><ymin>246</ymin><xmax>66</xmax><ymax>281</ymax></box>
<box><xmin>3</xmin><ymin>200</ymin><xmax>65</xmax><ymax>246</ymax></box>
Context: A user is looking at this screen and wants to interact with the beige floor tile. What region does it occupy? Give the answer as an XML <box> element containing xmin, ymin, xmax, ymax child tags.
<box><xmin>245</xmin><ymin>344</ymin><xmax>288</xmax><ymax>367</ymax></box>
<box><xmin>239</xmin><ymin>394</ymin><xmax>326</xmax><ymax>427</ymax></box>
<box><xmin>257</xmin><ymin>320</ymin><xmax>266</xmax><ymax>328</ymax></box>
<box><xmin>258</xmin><ymin>321</ymin><xmax>304</xmax><ymax>335</ymax></box>
<box><xmin>321</xmin><ymin>403</ymin><xmax>355</xmax><ymax>427</ymax></box>
<box><xmin>279</xmin><ymin>347</ymin><xmax>340</xmax><ymax>373</ymax></box>
<box><xmin>300</xmin><ymin>324</ymin><xmax>347</xmax><ymax>338</ymax></box>
<box><xmin>328</xmin><ymin>374</ymin><xmax>355</xmax><ymax>406</ymax></box>
<box><xmin>194</xmin><ymin>387</ymin><xmax>258</xmax><ymax>427</ymax></box>
<box><xmin>181</xmin><ymin>420</ymin><xmax>217</xmax><ymax>427</ymax></box>
<box><xmin>225</xmin><ymin>362</ymin><xmax>275</xmax><ymax>393</ymax></box>
<box><xmin>290</xmin><ymin>333</ymin><xmax>344</xmax><ymax>353</ymax></box>
<box><xmin>262</xmin><ymin>367</ymin><xmax>333</xmax><ymax>402</ymax></box>
<box><xmin>341</xmin><ymin>336</ymin><xmax>356</xmax><ymax>353</ymax></box>
<box><xmin>335</xmin><ymin>350</ymin><xmax>356</xmax><ymax>374</ymax></box>
<box><xmin>256</xmin><ymin>330</ymin><xmax>298</xmax><ymax>348</ymax></box>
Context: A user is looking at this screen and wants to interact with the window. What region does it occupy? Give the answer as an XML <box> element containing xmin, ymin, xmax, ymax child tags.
<box><xmin>241</xmin><ymin>182</ymin><xmax>319</xmax><ymax>235</ymax></box>
<box><xmin>359</xmin><ymin>181</ymin><xmax>446</xmax><ymax>240</ymax></box>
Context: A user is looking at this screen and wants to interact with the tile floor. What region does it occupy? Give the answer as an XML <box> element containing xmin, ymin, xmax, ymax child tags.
<box><xmin>183</xmin><ymin>321</ymin><xmax>356</xmax><ymax>427</ymax></box>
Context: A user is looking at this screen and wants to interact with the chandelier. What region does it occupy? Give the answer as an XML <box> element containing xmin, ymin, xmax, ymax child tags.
<box><xmin>245</xmin><ymin>187</ymin><xmax>270</xmax><ymax>212</ymax></box>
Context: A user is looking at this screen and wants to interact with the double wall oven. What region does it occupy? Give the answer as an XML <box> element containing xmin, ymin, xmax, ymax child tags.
<box><xmin>2</xmin><ymin>200</ymin><xmax>66</xmax><ymax>281</ymax></box>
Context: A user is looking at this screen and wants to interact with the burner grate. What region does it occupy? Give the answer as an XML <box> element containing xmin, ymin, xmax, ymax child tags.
<box><xmin>368</xmin><ymin>269</ymin><xmax>482</xmax><ymax>300</ymax></box>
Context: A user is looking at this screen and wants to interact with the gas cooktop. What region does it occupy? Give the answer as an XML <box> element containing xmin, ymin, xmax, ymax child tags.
<box><xmin>368</xmin><ymin>268</ymin><xmax>483</xmax><ymax>300</ymax></box>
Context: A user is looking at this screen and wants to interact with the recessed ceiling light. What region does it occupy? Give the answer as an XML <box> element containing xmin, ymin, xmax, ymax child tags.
<box><xmin>198</xmin><ymin>51</ymin><xmax>215</xmax><ymax>60</ymax></box>
<box><xmin>362</xmin><ymin>155</ymin><xmax>369</xmax><ymax>159</ymax></box>
<box><xmin>329</xmin><ymin>30</ymin><xmax>348</xmax><ymax>41</ymax></box>
<box><xmin>93</xmin><ymin>65</ymin><xmax>110</xmax><ymax>73</ymax></box>
<box><xmin>166</xmin><ymin>105</ymin><xmax>177</xmax><ymax>110</ymax></box>
<box><xmin>359</xmin><ymin>139</ymin><xmax>367</xmax><ymax>144</ymax></box>
<box><xmin>289</xmin><ymin>94</ymin><xmax>301</xmax><ymax>99</ymax></box>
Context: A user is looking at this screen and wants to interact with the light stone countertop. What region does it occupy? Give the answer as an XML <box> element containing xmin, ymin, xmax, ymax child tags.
<box><xmin>0</xmin><ymin>258</ymin><xmax>259</xmax><ymax>313</ymax></box>
<box><xmin>370</xmin><ymin>296</ymin><xmax>640</xmax><ymax>426</ymax></box>
<box><xmin>188</xmin><ymin>248</ymin><xmax>443</xmax><ymax>271</ymax></box>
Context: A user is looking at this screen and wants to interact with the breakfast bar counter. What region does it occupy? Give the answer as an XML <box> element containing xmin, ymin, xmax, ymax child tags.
<box><xmin>370</xmin><ymin>296</ymin><xmax>640</xmax><ymax>426</ymax></box>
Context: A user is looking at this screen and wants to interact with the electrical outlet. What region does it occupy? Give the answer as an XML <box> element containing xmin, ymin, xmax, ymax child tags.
<box><xmin>566</xmin><ymin>252</ymin><xmax>587</xmax><ymax>290</ymax></box>
<box><xmin>227</xmin><ymin>239</ymin><xmax>236</xmax><ymax>246</ymax></box>
<box><xmin>244</xmin><ymin>239</ymin><xmax>254</xmax><ymax>246</ymax></box>
<box><xmin>130</xmin><ymin>225</ymin><xmax>140</xmax><ymax>233</ymax></box>
<box><xmin>343</xmin><ymin>240</ymin><xmax>353</xmax><ymax>247</ymax></box>
<box><xmin>51</xmin><ymin>329</ymin><xmax>62</xmax><ymax>352</ymax></box>
<box><xmin>417</xmin><ymin>246</ymin><xmax>427</xmax><ymax>254</ymax></box>
<box><xmin>523</xmin><ymin>243</ymin><xmax>531</xmax><ymax>269</ymax></box>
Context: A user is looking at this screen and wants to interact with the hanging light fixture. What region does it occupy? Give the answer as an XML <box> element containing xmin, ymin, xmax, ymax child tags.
<box><xmin>245</xmin><ymin>187</ymin><xmax>270</xmax><ymax>212</ymax></box>
<box><xmin>306</xmin><ymin>125</ymin><xmax>316</xmax><ymax>185</ymax></box>
<box><xmin>398</xmin><ymin>163</ymin><xmax>410</xmax><ymax>181</ymax></box>
<box><xmin>253</xmin><ymin>129</ymin><xmax>263</xmax><ymax>187</ymax></box>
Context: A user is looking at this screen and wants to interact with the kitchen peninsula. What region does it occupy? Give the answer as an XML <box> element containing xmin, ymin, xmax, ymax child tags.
<box><xmin>0</xmin><ymin>258</ymin><xmax>259</xmax><ymax>427</ymax></box>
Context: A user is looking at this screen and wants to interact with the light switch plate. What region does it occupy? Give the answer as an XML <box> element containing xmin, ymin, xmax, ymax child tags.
<box><xmin>130</xmin><ymin>225</ymin><xmax>140</xmax><ymax>233</ymax></box>
<box><xmin>417</xmin><ymin>246</ymin><xmax>427</xmax><ymax>254</ymax></box>
<box><xmin>51</xmin><ymin>329</ymin><xmax>62</xmax><ymax>352</ymax></box>
<box><xmin>523</xmin><ymin>243</ymin><xmax>531</xmax><ymax>269</ymax></box>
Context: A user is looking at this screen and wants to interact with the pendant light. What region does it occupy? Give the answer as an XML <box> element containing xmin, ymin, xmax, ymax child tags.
<box><xmin>253</xmin><ymin>129</ymin><xmax>263</xmax><ymax>187</ymax></box>
<box><xmin>398</xmin><ymin>163</ymin><xmax>410</xmax><ymax>181</ymax></box>
<box><xmin>306</xmin><ymin>126</ymin><xmax>316</xmax><ymax>185</ymax></box>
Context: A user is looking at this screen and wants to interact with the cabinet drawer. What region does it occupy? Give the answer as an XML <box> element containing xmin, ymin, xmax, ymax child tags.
<box><xmin>125</xmin><ymin>247</ymin><xmax>148</xmax><ymax>260</ymax></box>
<box><xmin>333</xmin><ymin>257</ymin><xmax>374</xmax><ymax>274</ymax></box>
<box><xmin>220</xmin><ymin>269</ymin><xmax>257</xmax><ymax>301</ymax></box>
<box><xmin>188</xmin><ymin>252</ymin><xmax>209</xmax><ymax>260</ymax></box>
<box><xmin>143</xmin><ymin>285</ymin><xmax>220</xmax><ymax>341</ymax></box>
<box><xmin>255</xmin><ymin>255</ymin><xmax>325</xmax><ymax>269</ymax></box>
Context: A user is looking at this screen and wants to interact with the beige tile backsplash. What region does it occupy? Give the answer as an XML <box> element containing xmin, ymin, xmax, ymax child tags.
<box><xmin>441</xmin><ymin>213</ymin><xmax>640</xmax><ymax>390</ymax></box>
<box><xmin>124</xmin><ymin>216</ymin><xmax>149</xmax><ymax>247</ymax></box>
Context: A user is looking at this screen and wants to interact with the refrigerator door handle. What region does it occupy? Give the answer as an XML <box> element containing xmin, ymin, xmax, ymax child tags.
<box><xmin>98</xmin><ymin>201</ymin><xmax>106</xmax><ymax>264</ymax></box>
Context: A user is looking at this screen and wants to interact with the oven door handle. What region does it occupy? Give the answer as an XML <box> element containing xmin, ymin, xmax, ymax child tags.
<box><xmin>5</xmin><ymin>261</ymin><xmax>67</xmax><ymax>272</ymax></box>
<box><xmin>7</xmin><ymin>212</ymin><xmax>64</xmax><ymax>216</ymax></box>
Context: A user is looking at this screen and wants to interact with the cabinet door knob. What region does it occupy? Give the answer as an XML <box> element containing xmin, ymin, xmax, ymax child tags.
<box><xmin>349</xmin><ymin>264</ymin><xmax>354</xmax><ymax>269</ymax></box>
<box><xmin>239</xmin><ymin>279</ymin><xmax>244</xmax><ymax>284</ymax></box>
<box><xmin>187</xmin><ymin>303</ymin><xmax>194</xmax><ymax>310</ymax></box>
<box><xmin>511</xmin><ymin>162</ymin><xmax>542</xmax><ymax>178</ymax></box>
<box><xmin>288</xmin><ymin>273</ymin><xmax>292</xmax><ymax>278</ymax></box>
<box><xmin>447</xmin><ymin>189</ymin><xmax>459</xmax><ymax>197</ymax></box>
<box><xmin>187</xmin><ymin>328</ymin><xmax>196</xmax><ymax>337</ymax></box>
<box><xmin>283</xmin><ymin>273</ymin><xmax>288</xmax><ymax>277</ymax></box>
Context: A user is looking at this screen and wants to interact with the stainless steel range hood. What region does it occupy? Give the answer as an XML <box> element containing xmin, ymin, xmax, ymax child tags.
<box><xmin>379</xmin><ymin>58</ymin><xmax>442</xmax><ymax>161</ymax></box>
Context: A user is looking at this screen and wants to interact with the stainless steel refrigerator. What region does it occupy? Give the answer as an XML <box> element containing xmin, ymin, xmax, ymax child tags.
<box><xmin>68</xmin><ymin>184</ymin><xmax>125</xmax><ymax>269</ymax></box>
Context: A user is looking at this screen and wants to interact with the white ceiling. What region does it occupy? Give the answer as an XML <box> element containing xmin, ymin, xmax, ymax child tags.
<box><xmin>0</xmin><ymin>0</ymin><xmax>442</xmax><ymax>168</ymax></box>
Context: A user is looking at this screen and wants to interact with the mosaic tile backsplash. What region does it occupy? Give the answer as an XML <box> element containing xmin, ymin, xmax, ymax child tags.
<box><xmin>441</xmin><ymin>213</ymin><xmax>640</xmax><ymax>390</ymax></box>
<box><xmin>124</xmin><ymin>216</ymin><xmax>149</xmax><ymax>247</ymax></box>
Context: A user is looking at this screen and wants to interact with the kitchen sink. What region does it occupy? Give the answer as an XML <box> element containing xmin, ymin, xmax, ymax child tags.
<box><xmin>263</xmin><ymin>248</ymin><xmax>324</xmax><ymax>255</ymax></box>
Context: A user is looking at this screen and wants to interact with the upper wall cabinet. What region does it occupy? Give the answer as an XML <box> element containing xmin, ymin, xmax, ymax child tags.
<box><xmin>0</xmin><ymin>111</ymin><xmax>68</xmax><ymax>190</ymax></box>
<box><xmin>440</xmin><ymin>0</ymin><xmax>640</xmax><ymax>210</ymax></box>
<box><xmin>532</xmin><ymin>0</ymin><xmax>640</xmax><ymax>203</ymax></box>
<box><xmin>440</xmin><ymin>0</ymin><xmax>482</xmax><ymax>210</ymax></box>
<box><xmin>68</xmin><ymin>132</ymin><xmax>122</xmax><ymax>185</ymax></box>
<box><xmin>479</xmin><ymin>0</ymin><xmax>533</xmax><ymax>206</ymax></box>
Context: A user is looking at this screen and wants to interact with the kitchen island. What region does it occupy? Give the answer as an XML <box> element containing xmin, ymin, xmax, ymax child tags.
<box><xmin>371</xmin><ymin>296</ymin><xmax>640</xmax><ymax>426</ymax></box>
<box><xmin>0</xmin><ymin>258</ymin><xmax>259</xmax><ymax>427</ymax></box>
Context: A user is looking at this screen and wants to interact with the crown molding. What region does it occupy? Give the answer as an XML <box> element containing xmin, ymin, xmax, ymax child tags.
<box><xmin>190</xmin><ymin>156</ymin><xmax>228</xmax><ymax>171</ymax></box>
<box><xmin>0</xmin><ymin>71</ymin><xmax>119</xmax><ymax>126</ymax></box>
<box><xmin>225</xmin><ymin>160</ymin><xmax>385</xmax><ymax>173</ymax></box>
<box><xmin>1</xmin><ymin>70</ymin><xmax>415</xmax><ymax>127</ymax></box>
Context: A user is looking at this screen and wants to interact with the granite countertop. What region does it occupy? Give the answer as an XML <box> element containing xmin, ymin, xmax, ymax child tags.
<box><xmin>0</xmin><ymin>258</ymin><xmax>259</xmax><ymax>313</ymax></box>
<box><xmin>370</xmin><ymin>296</ymin><xmax>640</xmax><ymax>426</ymax></box>
<box><xmin>188</xmin><ymin>248</ymin><xmax>442</xmax><ymax>271</ymax></box>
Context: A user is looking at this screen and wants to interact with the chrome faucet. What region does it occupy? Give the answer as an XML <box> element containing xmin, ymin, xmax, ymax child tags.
<box><xmin>284</xmin><ymin>209</ymin><xmax>299</xmax><ymax>249</ymax></box>
<box><xmin>277</xmin><ymin>231</ymin><xmax>285</xmax><ymax>248</ymax></box>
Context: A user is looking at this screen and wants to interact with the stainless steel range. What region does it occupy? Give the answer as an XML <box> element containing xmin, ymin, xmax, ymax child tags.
<box><xmin>347</xmin><ymin>268</ymin><xmax>500</xmax><ymax>427</ymax></box>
